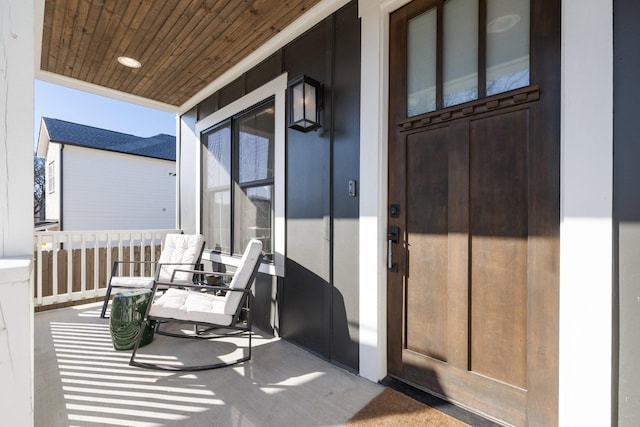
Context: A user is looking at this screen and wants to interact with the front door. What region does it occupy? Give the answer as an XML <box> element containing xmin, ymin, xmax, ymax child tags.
<box><xmin>387</xmin><ymin>0</ymin><xmax>560</xmax><ymax>425</ymax></box>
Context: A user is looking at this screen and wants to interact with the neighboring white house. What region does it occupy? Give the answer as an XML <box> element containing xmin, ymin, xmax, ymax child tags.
<box><xmin>36</xmin><ymin>117</ymin><xmax>176</xmax><ymax>231</ymax></box>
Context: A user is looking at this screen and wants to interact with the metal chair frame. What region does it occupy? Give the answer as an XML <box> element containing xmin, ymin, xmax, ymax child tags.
<box><xmin>128</xmin><ymin>251</ymin><xmax>263</xmax><ymax>371</ymax></box>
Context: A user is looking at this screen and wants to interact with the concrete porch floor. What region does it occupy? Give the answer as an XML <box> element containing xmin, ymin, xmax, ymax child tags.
<box><xmin>35</xmin><ymin>302</ymin><xmax>383</xmax><ymax>427</ymax></box>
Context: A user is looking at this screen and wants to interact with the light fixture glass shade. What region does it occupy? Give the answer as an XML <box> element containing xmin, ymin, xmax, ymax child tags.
<box><xmin>288</xmin><ymin>75</ymin><xmax>322</xmax><ymax>132</ymax></box>
<box><xmin>292</xmin><ymin>83</ymin><xmax>305</xmax><ymax>122</ymax></box>
<box><xmin>117</xmin><ymin>56</ymin><xmax>142</xmax><ymax>68</ymax></box>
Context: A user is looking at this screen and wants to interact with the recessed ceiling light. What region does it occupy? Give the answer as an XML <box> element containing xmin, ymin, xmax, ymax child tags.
<box><xmin>117</xmin><ymin>56</ymin><xmax>142</xmax><ymax>69</ymax></box>
<box><xmin>487</xmin><ymin>14</ymin><xmax>521</xmax><ymax>34</ymax></box>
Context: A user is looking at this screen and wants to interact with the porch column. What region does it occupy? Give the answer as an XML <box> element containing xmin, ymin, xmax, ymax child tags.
<box><xmin>358</xmin><ymin>0</ymin><xmax>410</xmax><ymax>383</ymax></box>
<box><xmin>0</xmin><ymin>0</ymin><xmax>35</xmax><ymax>425</ymax></box>
<box><xmin>559</xmin><ymin>0</ymin><xmax>613</xmax><ymax>425</ymax></box>
<box><xmin>358</xmin><ymin>0</ymin><xmax>388</xmax><ymax>382</ymax></box>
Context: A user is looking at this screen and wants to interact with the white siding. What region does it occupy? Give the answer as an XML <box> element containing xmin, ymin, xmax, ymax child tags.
<box><xmin>62</xmin><ymin>146</ymin><xmax>176</xmax><ymax>230</ymax></box>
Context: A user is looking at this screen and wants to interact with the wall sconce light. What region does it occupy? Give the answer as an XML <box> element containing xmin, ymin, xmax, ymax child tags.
<box><xmin>288</xmin><ymin>75</ymin><xmax>323</xmax><ymax>132</ymax></box>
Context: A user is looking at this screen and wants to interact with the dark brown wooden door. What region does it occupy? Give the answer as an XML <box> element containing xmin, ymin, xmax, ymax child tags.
<box><xmin>387</xmin><ymin>1</ymin><xmax>560</xmax><ymax>425</ymax></box>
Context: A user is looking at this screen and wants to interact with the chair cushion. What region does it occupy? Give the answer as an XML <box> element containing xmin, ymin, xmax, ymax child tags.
<box><xmin>149</xmin><ymin>288</ymin><xmax>233</xmax><ymax>326</ymax></box>
<box><xmin>111</xmin><ymin>276</ymin><xmax>155</xmax><ymax>288</ymax></box>
<box><xmin>224</xmin><ymin>239</ymin><xmax>263</xmax><ymax>315</ymax></box>
<box><xmin>157</xmin><ymin>234</ymin><xmax>205</xmax><ymax>282</ymax></box>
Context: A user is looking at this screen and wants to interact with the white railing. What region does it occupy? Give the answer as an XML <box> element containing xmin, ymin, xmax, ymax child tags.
<box><xmin>33</xmin><ymin>229</ymin><xmax>179</xmax><ymax>308</ymax></box>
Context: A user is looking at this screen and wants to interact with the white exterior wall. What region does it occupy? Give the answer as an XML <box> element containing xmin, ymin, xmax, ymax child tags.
<box><xmin>61</xmin><ymin>146</ymin><xmax>176</xmax><ymax>231</ymax></box>
<box><xmin>0</xmin><ymin>0</ymin><xmax>35</xmax><ymax>425</ymax></box>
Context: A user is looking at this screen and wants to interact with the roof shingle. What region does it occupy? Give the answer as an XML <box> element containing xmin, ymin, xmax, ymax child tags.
<box><xmin>42</xmin><ymin>117</ymin><xmax>175</xmax><ymax>161</ymax></box>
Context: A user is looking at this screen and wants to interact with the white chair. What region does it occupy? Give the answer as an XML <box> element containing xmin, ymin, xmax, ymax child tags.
<box><xmin>129</xmin><ymin>239</ymin><xmax>264</xmax><ymax>371</ymax></box>
<box><xmin>100</xmin><ymin>233</ymin><xmax>206</xmax><ymax>318</ymax></box>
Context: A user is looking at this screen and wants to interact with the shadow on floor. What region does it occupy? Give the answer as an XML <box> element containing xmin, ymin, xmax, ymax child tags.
<box><xmin>35</xmin><ymin>302</ymin><xmax>382</xmax><ymax>427</ymax></box>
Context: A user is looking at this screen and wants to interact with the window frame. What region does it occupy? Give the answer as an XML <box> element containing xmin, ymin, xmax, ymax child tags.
<box><xmin>202</xmin><ymin>98</ymin><xmax>276</xmax><ymax>259</ymax></box>
<box><xmin>196</xmin><ymin>73</ymin><xmax>287</xmax><ymax>277</ymax></box>
<box><xmin>48</xmin><ymin>161</ymin><xmax>55</xmax><ymax>193</ymax></box>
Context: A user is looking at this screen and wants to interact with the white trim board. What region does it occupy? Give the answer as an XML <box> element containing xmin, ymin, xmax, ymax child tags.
<box><xmin>559</xmin><ymin>0</ymin><xmax>613</xmax><ymax>425</ymax></box>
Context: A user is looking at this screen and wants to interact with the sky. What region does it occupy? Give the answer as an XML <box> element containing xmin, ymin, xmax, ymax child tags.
<box><xmin>34</xmin><ymin>80</ymin><xmax>176</xmax><ymax>152</ymax></box>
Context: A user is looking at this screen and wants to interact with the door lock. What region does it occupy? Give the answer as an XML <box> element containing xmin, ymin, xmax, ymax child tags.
<box><xmin>387</xmin><ymin>226</ymin><xmax>399</xmax><ymax>272</ymax></box>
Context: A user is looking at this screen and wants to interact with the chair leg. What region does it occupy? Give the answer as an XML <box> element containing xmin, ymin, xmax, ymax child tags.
<box><xmin>246</xmin><ymin>297</ymin><xmax>252</xmax><ymax>362</ymax></box>
<box><xmin>130</xmin><ymin>321</ymin><xmax>253</xmax><ymax>371</ymax></box>
<box><xmin>129</xmin><ymin>318</ymin><xmax>157</xmax><ymax>367</ymax></box>
<box><xmin>100</xmin><ymin>284</ymin><xmax>113</xmax><ymax>318</ymax></box>
<box><xmin>130</xmin><ymin>293</ymin><xmax>254</xmax><ymax>371</ymax></box>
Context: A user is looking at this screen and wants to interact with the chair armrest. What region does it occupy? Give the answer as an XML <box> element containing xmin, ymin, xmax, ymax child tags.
<box><xmin>153</xmin><ymin>281</ymin><xmax>250</xmax><ymax>294</ymax></box>
<box><xmin>154</xmin><ymin>262</ymin><xmax>204</xmax><ymax>280</ymax></box>
<box><xmin>170</xmin><ymin>268</ymin><xmax>234</xmax><ymax>282</ymax></box>
<box><xmin>157</xmin><ymin>262</ymin><xmax>202</xmax><ymax>268</ymax></box>
<box><xmin>114</xmin><ymin>261</ymin><xmax>158</xmax><ymax>265</ymax></box>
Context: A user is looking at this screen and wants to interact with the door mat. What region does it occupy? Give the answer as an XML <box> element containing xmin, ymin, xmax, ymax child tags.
<box><xmin>346</xmin><ymin>388</ymin><xmax>469</xmax><ymax>427</ymax></box>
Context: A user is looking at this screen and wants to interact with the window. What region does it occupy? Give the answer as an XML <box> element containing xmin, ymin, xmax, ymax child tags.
<box><xmin>203</xmin><ymin>123</ymin><xmax>231</xmax><ymax>252</ymax></box>
<box><xmin>196</xmin><ymin>74</ymin><xmax>286</xmax><ymax>277</ymax></box>
<box><xmin>48</xmin><ymin>161</ymin><xmax>55</xmax><ymax>193</ymax></box>
<box><xmin>407</xmin><ymin>0</ymin><xmax>530</xmax><ymax>117</ymax></box>
<box><xmin>202</xmin><ymin>100</ymin><xmax>275</xmax><ymax>257</ymax></box>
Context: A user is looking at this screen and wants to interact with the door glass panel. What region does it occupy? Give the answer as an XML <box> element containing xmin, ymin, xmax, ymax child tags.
<box><xmin>443</xmin><ymin>0</ymin><xmax>478</xmax><ymax>107</ymax></box>
<box><xmin>407</xmin><ymin>8</ymin><xmax>437</xmax><ymax>117</ymax></box>
<box><xmin>203</xmin><ymin>124</ymin><xmax>231</xmax><ymax>252</ymax></box>
<box><xmin>486</xmin><ymin>0</ymin><xmax>530</xmax><ymax>96</ymax></box>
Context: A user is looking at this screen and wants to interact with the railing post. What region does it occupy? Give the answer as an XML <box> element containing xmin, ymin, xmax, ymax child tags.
<box><xmin>36</xmin><ymin>234</ymin><xmax>43</xmax><ymax>305</ymax></box>
<box><xmin>52</xmin><ymin>233</ymin><xmax>58</xmax><ymax>302</ymax></box>
<box><xmin>140</xmin><ymin>232</ymin><xmax>146</xmax><ymax>274</ymax></box>
<box><xmin>117</xmin><ymin>233</ymin><xmax>123</xmax><ymax>276</ymax></box>
<box><xmin>80</xmin><ymin>233</ymin><xmax>86</xmax><ymax>296</ymax></box>
<box><xmin>66</xmin><ymin>234</ymin><xmax>72</xmax><ymax>299</ymax></box>
<box><xmin>94</xmin><ymin>233</ymin><xmax>101</xmax><ymax>294</ymax></box>
<box><xmin>107</xmin><ymin>233</ymin><xmax>113</xmax><ymax>284</ymax></box>
<box><xmin>128</xmin><ymin>232</ymin><xmax>134</xmax><ymax>274</ymax></box>
<box><xmin>151</xmin><ymin>231</ymin><xmax>157</xmax><ymax>271</ymax></box>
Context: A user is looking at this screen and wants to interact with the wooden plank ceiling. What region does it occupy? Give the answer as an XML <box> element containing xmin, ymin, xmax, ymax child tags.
<box><xmin>41</xmin><ymin>0</ymin><xmax>322</xmax><ymax>107</ymax></box>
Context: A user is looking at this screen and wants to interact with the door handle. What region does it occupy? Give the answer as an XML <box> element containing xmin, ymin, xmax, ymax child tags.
<box><xmin>388</xmin><ymin>226</ymin><xmax>399</xmax><ymax>272</ymax></box>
